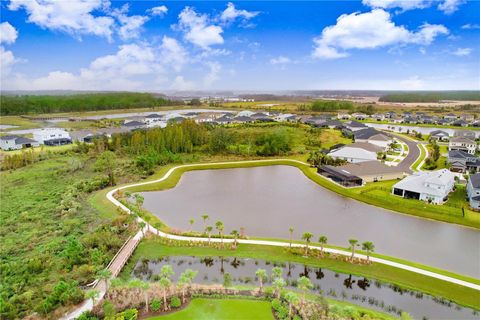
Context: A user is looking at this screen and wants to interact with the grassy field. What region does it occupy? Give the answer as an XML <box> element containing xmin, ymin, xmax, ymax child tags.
<box><xmin>147</xmin><ymin>298</ymin><xmax>274</xmax><ymax>320</ymax></box>
<box><xmin>0</xmin><ymin>116</ymin><xmax>43</xmax><ymax>130</ymax></box>
<box><xmin>124</xmin><ymin>240</ymin><xmax>480</xmax><ymax>311</ymax></box>
<box><xmin>411</xmin><ymin>143</ymin><xmax>427</xmax><ymax>171</ymax></box>
<box><xmin>422</xmin><ymin>144</ymin><xmax>448</xmax><ymax>170</ymax></box>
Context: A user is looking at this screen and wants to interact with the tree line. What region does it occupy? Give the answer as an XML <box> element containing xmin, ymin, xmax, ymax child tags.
<box><xmin>379</xmin><ymin>91</ymin><xmax>480</xmax><ymax>103</ymax></box>
<box><xmin>0</xmin><ymin>92</ymin><xmax>175</xmax><ymax>115</ymax></box>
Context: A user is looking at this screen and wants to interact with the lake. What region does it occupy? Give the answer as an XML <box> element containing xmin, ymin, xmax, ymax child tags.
<box><xmin>141</xmin><ymin>165</ymin><xmax>480</xmax><ymax>277</ymax></box>
<box><xmin>132</xmin><ymin>256</ymin><xmax>478</xmax><ymax>319</ymax></box>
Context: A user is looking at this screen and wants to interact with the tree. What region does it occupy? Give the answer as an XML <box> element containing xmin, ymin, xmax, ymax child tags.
<box><xmin>189</xmin><ymin>219</ymin><xmax>195</xmax><ymax>232</ymax></box>
<box><xmin>97</xmin><ymin>269</ymin><xmax>112</xmax><ymax>293</ymax></box>
<box><xmin>134</xmin><ymin>194</ymin><xmax>144</xmax><ymax>210</ymax></box>
<box><xmin>271</xmin><ymin>266</ymin><xmax>283</xmax><ymax>281</ymax></box>
<box><xmin>139</xmin><ymin>221</ymin><xmax>146</xmax><ymax>236</ymax></box>
<box><xmin>94</xmin><ymin>151</ymin><xmax>117</xmax><ymax>186</ymax></box>
<box><xmin>205</xmin><ymin>226</ymin><xmax>213</xmax><ymax>245</ymax></box>
<box><xmin>128</xmin><ymin>279</ymin><xmax>150</xmax><ymax>312</ymax></box>
<box><xmin>362</xmin><ymin>241</ymin><xmax>375</xmax><ymax>262</ymax></box>
<box><xmin>230</xmin><ymin>229</ymin><xmax>239</xmax><ymax>249</ymax></box>
<box><xmin>159</xmin><ymin>265</ymin><xmax>174</xmax><ymax>311</ymax></box>
<box><xmin>201</xmin><ymin>214</ymin><xmax>209</xmax><ymax>231</ymax></box>
<box><xmin>348</xmin><ymin>239</ymin><xmax>359</xmax><ymax>261</ymax></box>
<box><xmin>284</xmin><ymin>291</ymin><xmax>299</xmax><ymax>319</ymax></box>
<box><xmin>255</xmin><ymin>268</ymin><xmax>267</xmax><ymax>293</ymax></box>
<box><xmin>288</xmin><ymin>227</ymin><xmax>294</xmax><ymax>248</ymax></box>
<box><xmin>85</xmin><ymin>290</ymin><xmax>100</xmax><ymax>306</ymax></box>
<box><xmin>215</xmin><ymin>221</ymin><xmax>224</xmax><ymax>248</ymax></box>
<box><xmin>318</xmin><ymin>235</ymin><xmax>328</xmax><ymax>257</ymax></box>
<box><xmin>272</xmin><ymin>277</ymin><xmax>286</xmax><ymax>299</ymax></box>
<box><xmin>297</xmin><ymin>276</ymin><xmax>313</xmax><ymax>306</ymax></box>
<box><xmin>301</xmin><ymin>232</ymin><xmax>313</xmax><ymax>255</ymax></box>
<box><xmin>178</xmin><ymin>269</ymin><xmax>198</xmax><ymax>303</ymax></box>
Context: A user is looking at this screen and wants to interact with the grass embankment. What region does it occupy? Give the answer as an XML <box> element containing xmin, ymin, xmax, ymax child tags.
<box><xmin>147</xmin><ymin>298</ymin><xmax>274</xmax><ymax>320</ymax></box>
<box><xmin>125</xmin><ymin>241</ymin><xmax>480</xmax><ymax>311</ymax></box>
<box><xmin>422</xmin><ymin>144</ymin><xmax>448</xmax><ymax>170</ymax></box>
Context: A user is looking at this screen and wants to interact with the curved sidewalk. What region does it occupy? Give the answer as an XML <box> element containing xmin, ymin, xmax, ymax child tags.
<box><xmin>107</xmin><ymin>159</ymin><xmax>480</xmax><ymax>291</ymax></box>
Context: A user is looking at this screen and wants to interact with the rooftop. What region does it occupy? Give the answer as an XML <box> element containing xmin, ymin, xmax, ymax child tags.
<box><xmin>393</xmin><ymin>169</ymin><xmax>454</xmax><ymax>197</ymax></box>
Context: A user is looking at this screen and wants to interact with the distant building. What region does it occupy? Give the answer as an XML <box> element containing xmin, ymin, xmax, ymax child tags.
<box><xmin>122</xmin><ymin>120</ymin><xmax>146</xmax><ymax>130</ymax></box>
<box><xmin>429</xmin><ymin>130</ymin><xmax>450</xmax><ymax>141</ymax></box>
<box><xmin>0</xmin><ymin>135</ymin><xmax>39</xmax><ymax>150</ymax></box>
<box><xmin>467</xmin><ymin>173</ymin><xmax>480</xmax><ymax>210</ymax></box>
<box><xmin>444</xmin><ymin>113</ymin><xmax>457</xmax><ymax>121</ymax></box>
<box><xmin>33</xmin><ymin>128</ymin><xmax>71</xmax><ymax>145</ymax></box>
<box><xmin>343</xmin><ymin>120</ymin><xmax>367</xmax><ymax>132</ymax></box>
<box><xmin>454</xmin><ymin>130</ymin><xmax>476</xmax><ymax>140</ymax></box>
<box><xmin>452</xmin><ymin>119</ymin><xmax>469</xmax><ymax>127</ymax></box>
<box><xmin>351</xmin><ymin>112</ymin><xmax>367</xmax><ymax>120</ymax></box>
<box><xmin>354</xmin><ymin>128</ymin><xmax>393</xmax><ymax>150</ymax></box>
<box><xmin>392</xmin><ymin>169</ymin><xmax>455</xmax><ymax>204</ymax></box>
<box><xmin>449</xmin><ymin>137</ymin><xmax>477</xmax><ymax>155</ymax></box>
<box><xmin>461</xmin><ymin>114</ymin><xmax>474</xmax><ymax>122</ymax></box>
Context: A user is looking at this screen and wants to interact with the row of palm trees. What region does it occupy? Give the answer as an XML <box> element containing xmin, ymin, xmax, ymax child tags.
<box><xmin>188</xmin><ymin>215</ymin><xmax>243</xmax><ymax>249</ymax></box>
<box><xmin>289</xmin><ymin>227</ymin><xmax>375</xmax><ymax>262</ymax></box>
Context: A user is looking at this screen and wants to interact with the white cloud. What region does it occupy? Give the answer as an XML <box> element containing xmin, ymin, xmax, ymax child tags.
<box><xmin>220</xmin><ymin>2</ymin><xmax>259</xmax><ymax>24</ymax></box>
<box><xmin>461</xmin><ymin>24</ymin><xmax>480</xmax><ymax>30</ymax></box>
<box><xmin>270</xmin><ymin>56</ymin><xmax>292</xmax><ymax>65</ymax></box>
<box><xmin>8</xmin><ymin>0</ymin><xmax>115</xmax><ymax>40</ymax></box>
<box><xmin>150</xmin><ymin>5</ymin><xmax>168</xmax><ymax>17</ymax></box>
<box><xmin>452</xmin><ymin>47</ymin><xmax>472</xmax><ymax>56</ymax></box>
<box><xmin>111</xmin><ymin>4</ymin><xmax>150</xmax><ymax>40</ymax></box>
<box><xmin>203</xmin><ymin>61</ymin><xmax>221</xmax><ymax>87</ymax></box>
<box><xmin>170</xmin><ymin>75</ymin><xmax>195</xmax><ymax>90</ymax></box>
<box><xmin>312</xmin><ymin>9</ymin><xmax>448</xmax><ymax>59</ymax></box>
<box><xmin>176</xmin><ymin>7</ymin><xmax>224</xmax><ymax>49</ymax></box>
<box><xmin>400</xmin><ymin>75</ymin><xmax>425</xmax><ymax>90</ymax></box>
<box><xmin>438</xmin><ymin>0</ymin><xmax>465</xmax><ymax>14</ymax></box>
<box><xmin>0</xmin><ymin>47</ymin><xmax>18</xmax><ymax>76</ymax></box>
<box><xmin>362</xmin><ymin>0</ymin><xmax>431</xmax><ymax>11</ymax></box>
<box><xmin>160</xmin><ymin>36</ymin><xmax>188</xmax><ymax>72</ymax></box>
<box><xmin>0</xmin><ymin>22</ymin><xmax>18</xmax><ymax>45</ymax></box>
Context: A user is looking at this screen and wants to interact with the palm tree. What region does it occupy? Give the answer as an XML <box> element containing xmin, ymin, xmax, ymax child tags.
<box><xmin>97</xmin><ymin>269</ymin><xmax>112</xmax><ymax>293</ymax></box>
<box><xmin>272</xmin><ymin>277</ymin><xmax>286</xmax><ymax>299</ymax></box>
<box><xmin>128</xmin><ymin>279</ymin><xmax>150</xmax><ymax>312</ymax></box>
<box><xmin>85</xmin><ymin>290</ymin><xmax>100</xmax><ymax>306</ymax></box>
<box><xmin>159</xmin><ymin>265</ymin><xmax>174</xmax><ymax>311</ymax></box>
<box><xmin>201</xmin><ymin>214</ymin><xmax>209</xmax><ymax>231</ymax></box>
<box><xmin>288</xmin><ymin>227</ymin><xmax>294</xmax><ymax>248</ymax></box>
<box><xmin>134</xmin><ymin>194</ymin><xmax>144</xmax><ymax>210</ymax></box>
<box><xmin>318</xmin><ymin>235</ymin><xmax>327</xmax><ymax>256</ymax></box>
<box><xmin>215</xmin><ymin>221</ymin><xmax>224</xmax><ymax>248</ymax></box>
<box><xmin>301</xmin><ymin>232</ymin><xmax>313</xmax><ymax>255</ymax></box>
<box><xmin>271</xmin><ymin>266</ymin><xmax>283</xmax><ymax>281</ymax></box>
<box><xmin>349</xmin><ymin>239</ymin><xmax>359</xmax><ymax>261</ymax></box>
<box><xmin>255</xmin><ymin>268</ymin><xmax>267</xmax><ymax>293</ymax></box>
<box><xmin>139</xmin><ymin>221</ymin><xmax>146</xmax><ymax>236</ymax></box>
<box><xmin>178</xmin><ymin>269</ymin><xmax>198</xmax><ymax>303</ymax></box>
<box><xmin>230</xmin><ymin>229</ymin><xmax>239</xmax><ymax>249</ymax></box>
<box><xmin>284</xmin><ymin>291</ymin><xmax>299</xmax><ymax>319</ymax></box>
<box><xmin>362</xmin><ymin>241</ymin><xmax>375</xmax><ymax>262</ymax></box>
<box><xmin>205</xmin><ymin>226</ymin><xmax>213</xmax><ymax>245</ymax></box>
<box><xmin>189</xmin><ymin>218</ymin><xmax>195</xmax><ymax>232</ymax></box>
<box><xmin>297</xmin><ymin>276</ymin><xmax>313</xmax><ymax>306</ymax></box>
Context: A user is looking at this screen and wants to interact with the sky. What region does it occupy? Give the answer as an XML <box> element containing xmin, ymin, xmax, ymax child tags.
<box><xmin>0</xmin><ymin>0</ymin><xmax>479</xmax><ymax>92</ymax></box>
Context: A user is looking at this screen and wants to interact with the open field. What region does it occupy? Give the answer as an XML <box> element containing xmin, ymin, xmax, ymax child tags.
<box><xmin>123</xmin><ymin>240</ymin><xmax>480</xmax><ymax>311</ymax></box>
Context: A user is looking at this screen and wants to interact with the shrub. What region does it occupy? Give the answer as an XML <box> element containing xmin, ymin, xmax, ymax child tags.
<box><xmin>170</xmin><ymin>296</ymin><xmax>181</xmax><ymax>308</ymax></box>
<box><xmin>150</xmin><ymin>299</ymin><xmax>162</xmax><ymax>312</ymax></box>
<box><xmin>76</xmin><ymin>311</ymin><xmax>98</xmax><ymax>320</ymax></box>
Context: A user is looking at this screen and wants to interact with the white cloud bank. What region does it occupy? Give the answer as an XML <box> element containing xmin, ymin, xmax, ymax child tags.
<box><xmin>220</xmin><ymin>2</ymin><xmax>259</xmax><ymax>24</ymax></box>
<box><xmin>149</xmin><ymin>5</ymin><xmax>168</xmax><ymax>17</ymax></box>
<box><xmin>176</xmin><ymin>7</ymin><xmax>224</xmax><ymax>49</ymax></box>
<box><xmin>362</xmin><ymin>0</ymin><xmax>465</xmax><ymax>13</ymax></box>
<box><xmin>312</xmin><ymin>9</ymin><xmax>448</xmax><ymax>59</ymax></box>
<box><xmin>452</xmin><ymin>47</ymin><xmax>472</xmax><ymax>57</ymax></box>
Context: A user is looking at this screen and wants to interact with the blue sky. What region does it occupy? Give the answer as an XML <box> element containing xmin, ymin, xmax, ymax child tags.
<box><xmin>0</xmin><ymin>0</ymin><xmax>479</xmax><ymax>91</ymax></box>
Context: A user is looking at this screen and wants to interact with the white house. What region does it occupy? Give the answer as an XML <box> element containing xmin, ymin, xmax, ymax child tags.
<box><xmin>32</xmin><ymin>128</ymin><xmax>71</xmax><ymax>145</ymax></box>
<box><xmin>328</xmin><ymin>142</ymin><xmax>382</xmax><ymax>163</ymax></box>
<box><xmin>237</xmin><ymin>110</ymin><xmax>255</xmax><ymax>117</ymax></box>
<box><xmin>449</xmin><ymin>137</ymin><xmax>477</xmax><ymax>155</ymax></box>
<box><xmin>392</xmin><ymin>169</ymin><xmax>455</xmax><ymax>204</ymax></box>
<box><xmin>467</xmin><ymin>173</ymin><xmax>480</xmax><ymax>210</ymax></box>
<box><xmin>430</xmin><ymin>130</ymin><xmax>450</xmax><ymax>141</ymax></box>
<box><xmin>0</xmin><ymin>135</ymin><xmax>40</xmax><ymax>150</ymax></box>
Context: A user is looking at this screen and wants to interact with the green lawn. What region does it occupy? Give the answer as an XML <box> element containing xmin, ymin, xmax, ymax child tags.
<box><xmin>147</xmin><ymin>298</ymin><xmax>274</xmax><ymax>320</ymax></box>
<box><xmin>124</xmin><ymin>241</ymin><xmax>480</xmax><ymax>311</ymax></box>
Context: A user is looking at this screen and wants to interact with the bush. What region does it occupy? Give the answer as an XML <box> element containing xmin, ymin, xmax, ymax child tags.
<box><xmin>170</xmin><ymin>296</ymin><xmax>181</xmax><ymax>308</ymax></box>
<box><xmin>150</xmin><ymin>299</ymin><xmax>162</xmax><ymax>312</ymax></box>
<box><xmin>76</xmin><ymin>311</ymin><xmax>99</xmax><ymax>320</ymax></box>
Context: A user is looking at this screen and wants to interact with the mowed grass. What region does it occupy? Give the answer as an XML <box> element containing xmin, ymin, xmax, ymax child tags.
<box><xmin>147</xmin><ymin>298</ymin><xmax>274</xmax><ymax>320</ymax></box>
<box><xmin>0</xmin><ymin>116</ymin><xmax>42</xmax><ymax>130</ymax></box>
<box><xmin>124</xmin><ymin>241</ymin><xmax>480</xmax><ymax>311</ymax></box>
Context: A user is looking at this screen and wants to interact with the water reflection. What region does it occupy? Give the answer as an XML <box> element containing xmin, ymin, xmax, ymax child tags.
<box><xmin>131</xmin><ymin>256</ymin><xmax>479</xmax><ymax>320</ymax></box>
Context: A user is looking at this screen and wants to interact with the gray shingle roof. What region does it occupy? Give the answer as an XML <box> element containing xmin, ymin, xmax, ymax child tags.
<box><xmin>470</xmin><ymin>173</ymin><xmax>480</xmax><ymax>189</ymax></box>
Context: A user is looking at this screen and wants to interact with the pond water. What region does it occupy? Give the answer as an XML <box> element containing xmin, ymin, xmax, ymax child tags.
<box><xmin>141</xmin><ymin>166</ymin><xmax>480</xmax><ymax>277</ymax></box>
<box><xmin>365</xmin><ymin>123</ymin><xmax>480</xmax><ymax>138</ymax></box>
<box><xmin>131</xmin><ymin>256</ymin><xmax>478</xmax><ymax>319</ymax></box>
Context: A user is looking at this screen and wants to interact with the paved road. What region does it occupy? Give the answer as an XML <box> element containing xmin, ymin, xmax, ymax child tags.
<box><xmin>388</xmin><ymin>133</ymin><xmax>421</xmax><ymax>173</ymax></box>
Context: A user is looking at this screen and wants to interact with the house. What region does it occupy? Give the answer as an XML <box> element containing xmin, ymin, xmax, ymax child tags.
<box><xmin>354</xmin><ymin>128</ymin><xmax>393</xmax><ymax>150</ymax></box>
<box><xmin>343</xmin><ymin>120</ymin><xmax>367</xmax><ymax>132</ymax></box>
<box><xmin>304</xmin><ymin>116</ymin><xmax>327</xmax><ymax>126</ymax></box>
<box><xmin>371</xmin><ymin>113</ymin><xmax>385</xmax><ymax>121</ymax></box>
<box><xmin>392</xmin><ymin>169</ymin><xmax>455</xmax><ymax>204</ymax></box>
<box><xmin>452</xmin><ymin>119</ymin><xmax>469</xmax><ymax>127</ymax></box>
<box><xmin>232</xmin><ymin>115</ymin><xmax>254</xmax><ymax>123</ymax></box>
<box><xmin>328</xmin><ymin>142</ymin><xmax>382</xmax><ymax>163</ymax></box>
<box><xmin>318</xmin><ymin>120</ymin><xmax>343</xmax><ymax>129</ymax></box>
<box><xmin>194</xmin><ymin>113</ymin><xmax>218</xmax><ymax>123</ymax></box>
<box><xmin>335</xmin><ymin>160</ymin><xmax>405</xmax><ymax>182</ymax></box>
<box><xmin>467</xmin><ymin>173</ymin><xmax>480</xmax><ymax>210</ymax></box>
<box><xmin>352</xmin><ymin>112</ymin><xmax>367</xmax><ymax>120</ymax></box>
<box><xmin>83</xmin><ymin>133</ymin><xmax>108</xmax><ymax>143</ymax></box>
<box><xmin>454</xmin><ymin>130</ymin><xmax>476</xmax><ymax>140</ymax></box>
<box><xmin>144</xmin><ymin>113</ymin><xmax>163</xmax><ymax>124</ymax></box>
<box><xmin>122</xmin><ymin>120</ymin><xmax>145</xmax><ymax>130</ymax></box>
<box><xmin>385</xmin><ymin>111</ymin><xmax>396</xmax><ymax>119</ymax></box>
<box><xmin>403</xmin><ymin>111</ymin><xmax>412</xmax><ymax>117</ymax></box>
<box><xmin>337</xmin><ymin>112</ymin><xmax>351</xmax><ymax>120</ymax></box>
<box><xmin>250</xmin><ymin>112</ymin><xmax>269</xmax><ymax>120</ymax></box>
<box><xmin>430</xmin><ymin>130</ymin><xmax>450</xmax><ymax>141</ymax></box>
<box><xmin>33</xmin><ymin>128</ymin><xmax>71</xmax><ymax>145</ymax></box>
<box><xmin>317</xmin><ymin>165</ymin><xmax>363</xmax><ymax>187</ymax></box>
<box><xmin>214</xmin><ymin>115</ymin><xmax>233</xmax><ymax>124</ymax></box>
<box><xmin>415</xmin><ymin>112</ymin><xmax>426</xmax><ymax>119</ymax></box>
<box><xmin>449</xmin><ymin>137</ymin><xmax>477</xmax><ymax>155</ymax></box>
<box><xmin>0</xmin><ymin>135</ymin><xmax>40</xmax><ymax>150</ymax></box>
<box><xmin>421</xmin><ymin>116</ymin><xmax>434</xmax><ymax>124</ymax></box>
<box><xmin>461</xmin><ymin>114</ymin><xmax>475</xmax><ymax>122</ymax></box>
<box><xmin>237</xmin><ymin>110</ymin><xmax>255</xmax><ymax>117</ymax></box>
<box><xmin>436</xmin><ymin>118</ymin><xmax>451</xmax><ymax>126</ymax></box>
<box><xmin>444</xmin><ymin>113</ymin><xmax>457</xmax><ymax>121</ymax></box>
<box><xmin>447</xmin><ymin>150</ymin><xmax>480</xmax><ymax>173</ymax></box>
<box><xmin>403</xmin><ymin>116</ymin><xmax>417</xmax><ymax>124</ymax></box>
